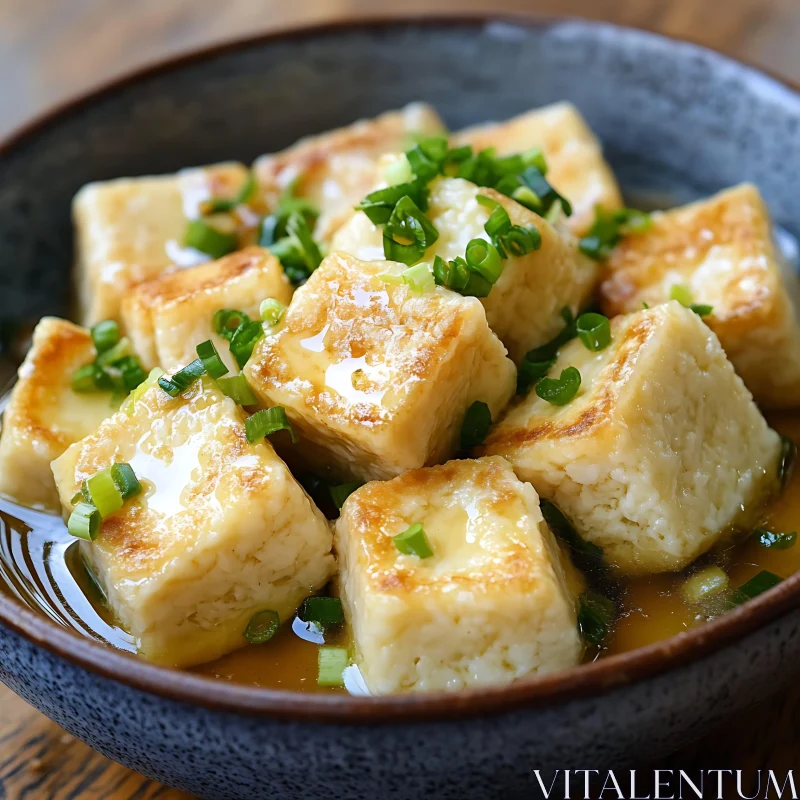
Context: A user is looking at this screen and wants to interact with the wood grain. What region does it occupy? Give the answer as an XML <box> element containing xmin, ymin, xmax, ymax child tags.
<box><xmin>3</xmin><ymin>0</ymin><xmax>800</xmax><ymax>797</ymax></box>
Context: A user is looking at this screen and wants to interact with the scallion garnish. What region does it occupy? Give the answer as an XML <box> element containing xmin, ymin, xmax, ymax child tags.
<box><xmin>779</xmin><ymin>435</ymin><xmax>796</xmax><ymax>488</ymax></box>
<box><xmin>329</xmin><ymin>482</ymin><xmax>363</xmax><ymax>509</ymax></box>
<box><xmin>517</xmin><ymin>357</ymin><xmax>556</xmax><ymax>395</ymax></box>
<box><xmin>535</xmin><ymin>366</ymin><xmax>581</xmax><ymax>406</ymax></box>
<box><xmin>125</xmin><ymin>367</ymin><xmax>164</xmax><ymax>414</ymax></box>
<box><xmin>393</xmin><ymin>522</ymin><xmax>433</xmax><ymax>558</ymax></box>
<box><xmin>406</xmin><ymin>136</ymin><xmax>449</xmax><ymax>183</ymax></box>
<box><xmin>690</xmin><ymin>304</ymin><xmax>713</xmax><ymax>318</ymax></box>
<box><xmin>733</xmin><ymin>570</ymin><xmax>782</xmax><ymax>604</ymax></box>
<box><xmin>402</xmin><ymin>263</ymin><xmax>435</xmax><ymax>293</ymax></box>
<box><xmin>91</xmin><ymin>320</ymin><xmax>120</xmax><ymax>353</ymax></box>
<box><xmin>268</xmin><ymin>211</ymin><xmax>323</xmax><ymax>285</ymax></box>
<box><xmin>201</xmin><ymin>172</ymin><xmax>257</xmax><ymax>214</ymax></box>
<box><xmin>460</xmin><ymin>401</ymin><xmax>492</xmax><ymax>450</ymax></box>
<box><xmin>71</xmin><ymin>364</ymin><xmax>97</xmax><ymax>393</ymax></box>
<box><xmin>355</xmin><ymin>182</ymin><xmax>430</xmax><ymax>225</ymax></box>
<box><xmin>217</xmin><ymin>374</ymin><xmax>258</xmax><ymax>405</ymax></box>
<box><xmin>184</xmin><ymin>219</ymin><xmax>238</xmax><ymax>260</ymax></box>
<box><xmin>116</xmin><ymin>356</ymin><xmax>148</xmax><ymax>391</ymax></box>
<box><xmin>260</xmin><ymin>298</ymin><xmax>286</xmax><ymax>327</ymax></box>
<box><xmin>681</xmin><ymin>566</ymin><xmax>729</xmax><ymax>604</ymax></box>
<box><xmin>229</xmin><ymin>320</ymin><xmax>265</xmax><ymax>369</ymax></box>
<box><xmin>213</xmin><ymin>309</ymin><xmax>250</xmax><ymax>342</ymax></box>
<box><xmin>669</xmin><ymin>284</ymin><xmax>694</xmax><ymax>307</ymax></box>
<box><xmin>85</xmin><ymin>469</ymin><xmax>124</xmax><ymax>519</ymax></box>
<box><xmin>244</xmin><ymin>407</ymin><xmax>297</xmax><ymax>444</ymax></box>
<box><xmin>577</xmin><ymin>591</ymin><xmax>616</xmax><ymax>645</ymax></box>
<box><xmin>244</xmin><ymin>609</ymin><xmax>280</xmax><ymax>644</ymax></box>
<box><xmin>95</xmin><ymin>337</ymin><xmax>133</xmax><ymax>368</ymax></box>
<box><xmin>196</xmin><ymin>339</ymin><xmax>229</xmax><ymax>379</ymax></box>
<box><xmin>317</xmin><ymin>646</ymin><xmax>349</xmax><ymax>687</ymax></box>
<box><xmin>579</xmin><ymin>207</ymin><xmax>652</xmax><ymax>260</ymax></box>
<box><xmin>465</xmin><ymin>239</ymin><xmax>503</xmax><ymax>284</ymax></box>
<box><xmin>300</xmin><ymin>596</ymin><xmax>344</xmax><ymax>629</ymax></box>
<box><xmin>158</xmin><ymin>358</ymin><xmax>207</xmax><ymax>397</ymax></box>
<box><xmin>383</xmin><ymin>196</ymin><xmax>440</xmax><ymax>266</ymax></box>
<box><xmin>432</xmin><ymin>255</ymin><xmax>492</xmax><ymax>298</ymax></box>
<box><xmin>514</xmin><ymin>167</ymin><xmax>572</xmax><ymax>218</ymax></box>
<box><xmin>67</xmin><ymin>502</ymin><xmax>101</xmax><ymax>541</ymax></box>
<box><xmin>540</xmin><ymin>499</ymin><xmax>605</xmax><ymax>573</ymax></box>
<box><xmin>110</xmin><ymin>463</ymin><xmax>142</xmax><ymax>501</ymax></box>
<box><xmin>755</xmin><ymin>528</ymin><xmax>797</xmax><ymax>549</ymax></box>
<box><xmin>576</xmin><ymin>313</ymin><xmax>611</xmax><ymax>352</ymax></box>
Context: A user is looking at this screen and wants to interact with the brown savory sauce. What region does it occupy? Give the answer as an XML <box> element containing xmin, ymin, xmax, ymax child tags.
<box><xmin>1</xmin><ymin>411</ymin><xmax>798</xmax><ymax>694</ymax></box>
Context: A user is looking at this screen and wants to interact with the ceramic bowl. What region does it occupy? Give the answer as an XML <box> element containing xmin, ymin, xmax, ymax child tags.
<box><xmin>2</xmin><ymin>15</ymin><xmax>800</xmax><ymax>800</ymax></box>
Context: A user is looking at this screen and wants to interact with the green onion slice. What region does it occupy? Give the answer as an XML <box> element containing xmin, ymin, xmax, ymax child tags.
<box><xmin>576</xmin><ymin>313</ymin><xmax>612</xmax><ymax>352</ymax></box>
<box><xmin>285</xmin><ymin>211</ymin><xmax>323</xmax><ymax>272</ymax></box>
<box><xmin>245</xmin><ymin>407</ymin><xmax>297</xmax><ymax>444</ymax></box>
<box><xmin>465</xmin><ymin>238</ymin><xmax>503</xmax><ymax>283</ymax></box>
<box><xmin>260</xmin><ymin>298</ymin><xmax>286</xmax><ymax>327</ymax></box>
<box><xmin>577</xmin><ymin>591</ymin><xmax>616</xmax><ymax>645</ymax></box>
<box><xmin>244</xmin><ymin>609</ymin><xmax>280</xmax><ymax>644</ymax></box>
<box><xmin>91</xmin><ymin>320</ymin><xmax>120</xmax><ymax>353</ymax></box>
<box><xmin>110</xmin><ymin>463</ymin><xmax>142</xmax><ymax>501</ymax></box>
<box><xmin>755</xmin><ymin>528</ymin><xmax>797</xmax><ymax>549</ymax></box>
<box><xmin>202</xmin><ymin>172</ymin><xmax>258</xmax><ymax>213</ymax></box>
<box><xmin>213</xmin><ymin>309</ymin><xmax>250</xmax><ymax>342</ymax></box>
<box><xmin>540</xmin><ymin>499</ymin><xmax>605</xmax><ymax>572</ymax></box>
<box><xmin>329</xmin><ymin>482</ymin><xmax>363</xmax><ymax>509</ymax></box>
<box><xmin>535</xmin><ymin>366</ymin><xmax>581</xmax><ymax>406</ymax></box>
<box><xmin>524</xmin><ymin>310</ymin><xmax>577</xmax><ymax>363</ymax></box>
<box><xmin>690</xmin><ymin>304</ymin><xmax>713</xmax><ymax>318</ymax></box>
<box><xmin>159</xmin><ymin>358</ymin><xmax>207</xmax><ymax>397</ymax></box>
<box><xmin>517</xmin><ymin>357</ymin><xmax>556</xmax><ymax>395</ymax></box>
<box><xmin>217</xmin><ymin>374</ymin><xmax>258</xmax><ymax>405</ymax></box>
<box><xmin>85</xmin><ymin>469</ymin><xmax>124</xmax><ymax>519</ymax></box>
<box><xmin>402</xmin><ymin>263</ymin><xmax>435</xmax><ymax>293</ymax></box>
<box><xmin>196</xmin><ymin>339</ymin><xmax>229</xmax><ymax>379</ymax></box>
<box><xmin>317</xmin><ymin>646</ymin><xmax>349</xmax><ymax>687</ymax></box>
<box><xmin>229</xmin><ymin>320</ymin><xmax>265</xmax><ymax>369</ymax></box>
<box><xmin>355</xmin><ymin>181</ymin><xmax>429</xmax><ymax>225</ymax></box>
<box><xmin>300</xmin><ymin>596</ymin><xmax>344</xmax><ymax>629</ymax></box>
<box><xmin>72</xmin><ymin>364</ymin><xmax>97</xmax><ymax>393</ymax></box>
<box><xmin>383</xmin><ymin>196</ymin><xmax>439</xmax><ymax>266</ymax></box>
<box><xmin>183</xmin><ymin>219</ymin><xmax>238</xmax><ymax>260</ymax></box>
<box><xmin>579</xmin><ymin>207</ymin><xmax>651</xmax><ymax>260</ymax></box>
<box><xmin>733</xmin><ymin>570</ymin><xmax>782</xmax><ymax>604</ymax></box>
<box><xmin>116</xmin><ymin>356</ymin><xmax>148</xmax><ymax>391</ymax></box>
<box><xmin>681</xmin><ymin>566</ymin><xmax>730</xmax><ymax>604</ymax></box>
<box><xmin>460</xmin><ymin>401</ymin><xmax>492</xmax><ymax>450</ymax></box>
<box><xmin>516</xmin><ymin>166</ymin><xmax>572</xmax><ymax>217</ymax></box>
<box><xmin>669</xmin><ymin>283</ymin><xmax>694</xmax><ymax>307</ymax></box>
<box><xmin>67</xmin><ymin>502</ymin><xmax>101</xmax><ymax>541</ymax></box>
<box><xmin>393</xmin><ymin>522</ymin><xmax>434</xmax><ymax>559</ymax></box>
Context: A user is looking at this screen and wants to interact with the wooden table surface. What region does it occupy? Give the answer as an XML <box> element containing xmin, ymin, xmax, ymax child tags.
<box><xmin>3</xmin><ymin>0</ymin><xmax>800</xmax><ymax>797</ymax></box>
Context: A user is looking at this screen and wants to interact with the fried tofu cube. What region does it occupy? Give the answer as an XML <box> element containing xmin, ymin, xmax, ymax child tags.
<box><xmin>73</xmin><ymin>162</ymin><xmax>249</xmax><ymax>326</ymax></box>
<box><xmin>335</xmin><ymin>456</ymin><xmax>582</xmax><ymax>694</ymax></box>
<box><xmin>0</xmin><ymin>318</ymin><xmax>113</xmax><ymax>510</ymax></box>
<box><xmin>479</xmin><ymin>302</ymin><xmax>781</xmax><ymax>575</ymax></box>
<box><xmin>332</xmin><ymin>176</ymin><xmax>598</xmax><ymax>364</ymax></box>
<box><xmin>452</xmin><ymin>102</ymin><xmax>623</xmax><ymax>237</ymax></box>
<box><xmin>253</xmin><ymin>103</ymin><xmax>444</xmax><ymax>242</ymax></box>
<box><xmin>244</xmin><ymin>252</ymin><xmax>516</xmax><ymax>483</ymax></box>
<box><xmin>121</xmin><ymin>247</ymin><xmax>292</xmax><ymax>371</ymax></box>
<box><xmin>600</xmin><ymin>184</ymin><xmax>800</xmax><ymax>408</ymax></box>
<box><xmin>51</xmin><ymin>377</ymin><xmax>334</xmax><ymax>668</ymax></box>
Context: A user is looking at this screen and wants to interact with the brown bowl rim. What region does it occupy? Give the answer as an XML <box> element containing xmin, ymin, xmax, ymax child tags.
<box><xmin>2</xmin><ymin>11</ymin><xmax>800</xmax><ymax>725</ymax></box>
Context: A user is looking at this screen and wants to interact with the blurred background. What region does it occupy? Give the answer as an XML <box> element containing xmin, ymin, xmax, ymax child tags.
<box><xmin>2</xmin><ymin>0</ymin><xmax>800</xmax><ymax>138</ymax></box>
<box><xmin>3</xmin><ymin>0</ymin><xmax>800</xmax><ymax>797</ymax></box>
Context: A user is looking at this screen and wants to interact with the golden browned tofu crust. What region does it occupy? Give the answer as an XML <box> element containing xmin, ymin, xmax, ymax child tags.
<box><xmin>600</xmin><ymin>184</ymin><xmax>800</xmax><ymax>408</ymax></box>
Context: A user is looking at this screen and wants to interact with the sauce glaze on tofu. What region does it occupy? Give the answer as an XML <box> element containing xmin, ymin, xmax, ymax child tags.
<box><xmin>1</xmin><ymin>102</ymin><xmax>800</xmax><ymax>696</ymax></box>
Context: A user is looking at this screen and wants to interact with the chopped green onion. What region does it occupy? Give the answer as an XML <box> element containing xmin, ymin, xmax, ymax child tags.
<box><xmin>184</xmin><ymin>219</ymin><xmax>238</xmax><ymax>260</ymax></box>
<box><xmin>115</xmin><ymin>356</ymin><xmax>148</xmax><ymax>391</ymax></box>
<box><xmin>500</xmin><ymin>225</ymin><xmax>541</xmax><ymax>257</ymax></box>
<box><xmin>378</xmin><ymin>272</ymin><xmax>403</xmax><ymax>285</ymax></box>
<box><xmin>355</xmin><ymin>182</ymin><xmax>429</xmax><ymax>225</ymax></box>
<box><xmin>522</xmin><ymin>147</ymin><xmax>548</xmax><ymax>174</ymax></box>
<box><xmin>229</xmin><ymin>320</ymin><xmax>265</xmax><ymax>369</ymax></box>
<box><xmin>523</xmin><ymin>311</ymin><xmax>577</xmax><ymax>363</ymax></box>
<box><xmin>535</xmin><ymin>366</ymin><xmax>581</xmax><ymax>406</ymax></box>
<box><xmin>511</xmin><ymin>185</ymin><xmax>541</xmax><ymax>211</ymax></box>
<box><xmin>91</xmin><ymin>320</ymin><xmax>120</xmax><ymax>353</ymax></box>
<box><xmin>159</xmin><ymin>358</ymin><xmax>206</xmax><ymax>397</ymax></box>
<box><xmin>577</xmin><ymin>591</ymin><xmax>616</xmax><ymax>645</ymax></box>
<box><xmin>300</xmin><ymin>596</ymin><xmax>344</xmax><ymax>629</ymax></box>
<box><xmin>245</xmin><ymin>407</ymin><xmax>297</xmax><ymax>444</ymax></box>
<box><xmin>517</xmin><ymin>357</ymin><xmax>556</xmax><ymax>394</ymax></box>
<box><xmin>383</xmin><ymin>196</ymin><xmax>439</xmax><ymax>266</ymax></box>
<box><xmin>217</xmin><ymin>374</ymin><xmax>258</xmax><ymax>405</ymax></box>
<box><xmin>540</xmin><ymin>500</ymin><xmax>605</xmax><ymax>572</ymax></box>
<box><xmin>68</xmin><ymin>502</ymin><xmax>101</xmax><ymax>541</ymax></box>
<box><xmin>402</xmin><ymin>263</ymin><xmax>435</xmax><ymax>293</ymax></box>
<box><xmin>460</xmin><ymin>401</ymin><xmax>492</xmax><ymax>450</ymax></box>
<box><xmin>260</xmin><ymin>298</ymin><xmax>286</xmax><ymax>327</ymax></box>
<box><xmin>202</xmin><ymin>172</ymin><xmax>258</xmax><ymax>213</ymax></box>
<box><xmin>669</xmin><ymin>283</ymin><xmax>694</xmax><ymax>307</ymax></box>
<box><xmin>405</xmin><ymin>136</ymin><xmax>449</xmax><ymax>183</ymax></box>
<box><xmin>393</xmin><ymin>522</ymin><xmax>433</xmax><ymax>558</ymax></box>
<box><xmin>384</xmin><ymin>155</ymin><xmax>414</xmax><ymax>186</ymax></box>
<box><xmin>125</xmin><ymin>367</ymin><xmax>164</xmax><ymax>414</ymax></box>
<box><xmin>432</xmin><ymin>254</ymin><xmax>493</xmax><ymax>298</ymax></box>
<box><xmin>196</xmin><ymin>339</ymin><xmax>229</xmax><ymax>379</ymax></box>
<box><xmin>681</xmin><ymin>566</ymin><xmax>730</xmax><ymax>604</ymax></box>
<box><xmin>70</xmin><ymin>491</ymin><xmax>83</xmax><ymax>506</ymax></box>
<box><xmin>579</xmin><ymin>207</ymin><xmax>651</xmax><ymax>260</ymax></box>
<box><xmin>244</xmin><ymin>609</ymin><xmax>280</xmax><ymax>644</ymax></box>
<box><xmin>317</xmin><ymin>646</ymin><xmax>349</xmax><ymax>687</ymax></box>
<box><xmin>85</xmin><ymin>470</ymin><xmax>124</xmax><ymax>519</ymax></box>
<box><xmin>71</xmin><ymin>364</ymin><xmax>97</xmax><ymax>392</ymax></box>
<box><xmin>465</xmin><ymin>239</ymin><xmax>503</xmax><ymax>283</ymax></box>
<box><xmin>779</xmin><ymin>435</ymin><xmax>796</xmax><ymax>488</ymax></box>
<box><xmin>110</xmin><ymin>463</ymin><xmax>141</xmax><ymax>501</ymax></box>
<box><xmin>213</xmin><ymin>309</ymin><xmax>250</xmax><ymax>342</ymax></box>
<box><xmin>690</xmin><ymin>304</ymin><xmax>713</xmax><ymax>318</ymax></box>
<box><xmin>755</xmin><ymin>528</ymin><xmax>797</xmax><ymax>549</ymax></box>
<box><xmin>516</xmin><ymin>167</ymin><xmax>572</xmax><ymax>217</ymax></box>
<box><xmin>96</xmin><ymin>337</ymin><xmax>135</xmax><ymax>368</ymax></box>
<box><xmin>329</xmin><ymin>481</ymin><xmax>363</xmax><ymax>509</ymax></box>
<box><xmin>642</xmin><ymin>302</ymin><xmax>650</xmax><ymax>309</ymax></box>
<box><xmin>285</xmin><ymin>211</ymin><xmax>323</xmax><ymax>272</ymax></box>
<box><xmin>733</xmin><ymin>570</ymin><xmax>782</xmax><ymax>604</ymax></box>
<box><xmin>576</xmin><ymin>313</ymin><xmax>612</xmax><ymax>352</ymax></box>
<box><xmin>482</xmin><ymin>201</ymin><xmax>512</xmax><ymax>240</ymax></box>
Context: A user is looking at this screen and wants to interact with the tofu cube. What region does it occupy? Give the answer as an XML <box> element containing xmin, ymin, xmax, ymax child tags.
<box><xmin>479</xmin><ymin>302</ymin><xmax>781</xmax><ymax>575</ymax></box>
<box><xmin>73</xmin><ymin>162</ymin><xmax>249</xmax><ymax>326</ymax></box>
<box><xmin>121</xmin><ymin>246</ymin><xmax>293</xmax><ymax>371</ymax></box>
<box><xmin>244</xmin><ymin>252</ymin><xmax>516</xmax><ymax>483</ymax></box>
<box><xmin>0</xmin><ymin>318</ymin><xmax>113</xmax><ymax>510</ymax></box>
<box><xmin>335</xmin><ymin>456</ymin><xmax>582</xmax><ymax>694</ymax></box>
<box><xmin>51</xmin><ymin>377</ymin><xmax>334</xmax><ymax>668</ymax></box>
<box><xmin>600</xmin><ymin>183</ymin><xmax>800</xmax><ymax>408</ymax></box>
<box><xmin>253</xmin><ymin>103</ymin><xmax>445</xmax><ymax>242</ymax></box>
<box><xmin>452</xmin><ymin>102</ymin><xmax>623</xmax><ymax>237</ymax></box>
<box><xmin>332</xmin><ymin>176</ymin><xmax>599</xmax><ymax>364</ymax></box>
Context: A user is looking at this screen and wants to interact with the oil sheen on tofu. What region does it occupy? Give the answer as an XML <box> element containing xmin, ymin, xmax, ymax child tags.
<box><xmin>50</xmin><ymin>377</ymin><xmax>334</xmax><ymax>668</ymax></box>
<box><xmin>245</xmin><ymin>252</ymin><xmax>516</xmax><ymax>482</ymax></box>
<box><xmin>336</xmin><ymin>457</ymin><xmax>582</xmax><ymax>694</ymax></box>
<box><xmin>480</xmin><ymin>302</ymin><xmax>781</xmax><ymax>574</ymax></box>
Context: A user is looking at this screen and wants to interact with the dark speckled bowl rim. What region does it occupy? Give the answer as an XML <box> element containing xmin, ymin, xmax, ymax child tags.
<box><xmin>2</xmin><ymin>12</ymin><xmax>800</xmax><ymax>725</ymax></box>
